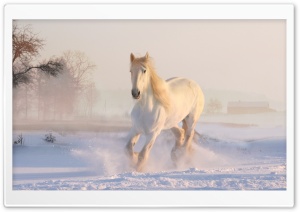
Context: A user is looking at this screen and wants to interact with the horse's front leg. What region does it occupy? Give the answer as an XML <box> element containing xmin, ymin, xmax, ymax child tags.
<box><xmin>125</xmin><ymin>128</ymin><xmax>140</xmax><ymax>165</ymax></box>
<box><xmin>136</xmin><ymin>131</ymin><xmax>159</xmax><ymax>172</ymax></box>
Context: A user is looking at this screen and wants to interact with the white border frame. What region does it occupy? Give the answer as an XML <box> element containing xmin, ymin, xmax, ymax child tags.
<box><xmin>4</xmin><ymin>4</ymin><xmax>294</xmax><ymax>207</ymax></box>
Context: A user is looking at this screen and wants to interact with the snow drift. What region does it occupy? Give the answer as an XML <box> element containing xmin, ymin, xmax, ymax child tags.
<box><xmin>13</xmin><ymin>121</ymin><xmax>286</xmax><ymax>190</ymax></box>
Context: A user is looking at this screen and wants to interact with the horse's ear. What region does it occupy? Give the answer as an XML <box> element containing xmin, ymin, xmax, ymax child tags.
<box><xmin>145</xmin><ymin>52</ymin><xmax>149</xmax><ymax>59</ymax></box>
<box><xmin>130</xmin><ymin>53</ymin><xmax>135</xmax><ymax>63</ymax></box>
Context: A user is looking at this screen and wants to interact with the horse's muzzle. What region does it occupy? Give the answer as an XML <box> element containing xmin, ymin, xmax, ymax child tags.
<box><xmin>131</xmin><ymin>89</ymin><xmax>140</xmax><ymax>99</ymax></box>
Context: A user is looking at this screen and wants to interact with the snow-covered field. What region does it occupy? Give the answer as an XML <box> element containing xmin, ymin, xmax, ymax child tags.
<box><xmin>13</xmin><ymin>115</ymin><xmax>286</xmax><ymax>190</ymax></box>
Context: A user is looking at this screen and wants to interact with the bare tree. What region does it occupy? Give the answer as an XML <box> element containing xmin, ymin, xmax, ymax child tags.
<box><xmin>34</xmin><ymin>59</ymin><xmax>77</xmax><ymax>120</ymax></box>
<box><xmin>13</xmin><ymin>85</ymin><xmax>27</xmax><ymax>119</ymax></box>
<box><xmin>13</xmin><ymin>23</ymin><xmax>43</xmax><ymax>64</ymax></box>
<box><xmin>61</xmin><ymin>51</ymin><xmax>96</xmax><ymax>116</ymax></box>
<box><xmin>12</xmin><ymin>22</ymin><xmax>63</xmax><ymax>87</ymax></box>
<box><xmin>62</xmin><ymin>50</ymin><xmax>96</xmax><ymax>91</ymax></box>
<box><xmin>82</xmin><ymin>82</ymin><xmax>99</xmax><ymax>117</ymax></box>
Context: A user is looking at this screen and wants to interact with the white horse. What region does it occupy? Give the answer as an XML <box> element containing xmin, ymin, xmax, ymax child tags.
<box><xmin>126</xmin><ymin>52</ymin><xmax>205</xmax><ymax>171</ymax></box>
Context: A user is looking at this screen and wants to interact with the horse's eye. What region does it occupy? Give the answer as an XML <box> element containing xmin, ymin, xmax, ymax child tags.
<box><xmin>142</xmin><ymin>69</ymin><xmax>146</xmax><ymax>73</ymax></box>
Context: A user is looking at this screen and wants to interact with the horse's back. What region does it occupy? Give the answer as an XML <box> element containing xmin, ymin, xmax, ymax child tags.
<box><xmin>165</xmin><ymin>77</ymin><xmax>204</xmax><ymax>125</ymax></box>
<box><xmin>166</xmin><ymin>77</ymin><xmax>203</xmax><ymax>98</ymax></box>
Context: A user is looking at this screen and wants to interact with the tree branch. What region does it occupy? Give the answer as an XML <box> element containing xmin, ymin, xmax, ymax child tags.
<box><xmin>13</xmin><ymin>60</ymin><xmax>63</xmax><ymax>87</ymax></box>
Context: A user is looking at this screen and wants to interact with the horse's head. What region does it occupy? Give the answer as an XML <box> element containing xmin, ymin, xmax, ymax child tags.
<box><xmin>129</xmin><ymin>52</ymin><xmax>151</xmax><ymax>100</ymax></box>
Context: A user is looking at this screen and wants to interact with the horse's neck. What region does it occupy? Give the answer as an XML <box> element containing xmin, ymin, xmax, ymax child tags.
<box><xmin>140</xmin><ymin>74</ymin><xmax>169</xmax><ymax>111</ymax></box>
<box><xmin>139</xmin><ymin>83</ymin><xmax>156</xmax><ymax>109</ymax></box>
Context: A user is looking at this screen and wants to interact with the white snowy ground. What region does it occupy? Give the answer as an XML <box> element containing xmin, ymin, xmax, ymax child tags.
<box><xmin>13</xmin><ymin>116</ymin><xmax>286</xmax><ymax>190</ymax></box>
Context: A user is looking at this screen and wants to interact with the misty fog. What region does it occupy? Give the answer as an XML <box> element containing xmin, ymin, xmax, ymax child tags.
<box><xmin>13</xmin><ymin>20</ymin><xmax>286</xmax><ymax>131</ymax></box>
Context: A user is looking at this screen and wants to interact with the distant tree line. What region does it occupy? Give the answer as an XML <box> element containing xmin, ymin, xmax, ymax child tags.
<box><xmin>13</xmin><ymin>22</ymin><xmax>99</xmax><ymax>120</ymax></box>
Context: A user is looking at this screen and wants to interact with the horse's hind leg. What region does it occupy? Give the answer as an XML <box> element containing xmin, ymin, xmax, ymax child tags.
<box><xmin>184</xmin><ymin>95</ymin><xmax>203</xmax><ymax>153</ymax></box>
<box><xmin>170</xmin><ymin>126</ymin><xmax>185</xmax><ymax>163</ymax></box>
<box><xmin>125</xmin><ymin>128</ymin><xmax>140</xmax><ymax>165</ymax></box>
<box><xmin>183</xmin><ymin>116</ymin><xmax>197</xmax><ymax>153</ymax></box>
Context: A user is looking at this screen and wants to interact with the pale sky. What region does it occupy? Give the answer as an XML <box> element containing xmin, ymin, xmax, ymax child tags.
<box><xmin>18</xmin><ymin>20</ymin><xmax>286</xmax><ymax>102</ymax></box>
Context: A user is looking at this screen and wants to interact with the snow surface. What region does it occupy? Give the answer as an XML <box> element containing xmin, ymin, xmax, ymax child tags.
<box><xmin>13</xmin><ymin>120</ymin><xmax>286</xmax><ymax>190</ymax></box>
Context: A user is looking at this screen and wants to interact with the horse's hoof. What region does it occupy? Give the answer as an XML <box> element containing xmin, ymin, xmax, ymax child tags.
<box><xmin>136</xmin><ymin>164</ymin><xmax>144</xmax><ymax>172</ymax></box>
<box><xmin>125</xmin><ymin>150</ymin><xmax>139</xmax><ymax>167</ymax></box>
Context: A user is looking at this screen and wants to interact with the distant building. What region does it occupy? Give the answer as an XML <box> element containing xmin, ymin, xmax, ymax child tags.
<box><xmin>227</xmin><ymin>101</ymin><xmax>275</xmax><ymax>114</ymax></box>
